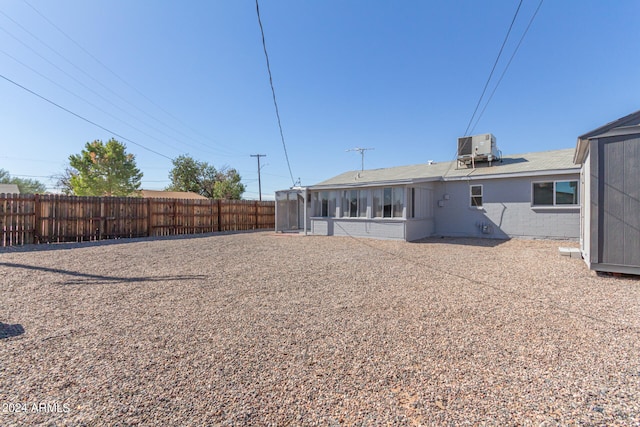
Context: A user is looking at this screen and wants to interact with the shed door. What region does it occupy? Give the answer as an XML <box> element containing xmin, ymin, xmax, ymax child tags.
<box><xmin>598</xmin><ymin>135</ymin><xmax>640</xmax><ymax>266</ymax></box>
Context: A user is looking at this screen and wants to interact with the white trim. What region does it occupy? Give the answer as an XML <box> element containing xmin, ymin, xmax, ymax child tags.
<box><xmin>469</xmin><ymin>184</ymin><xmax>483</xmax><ymax>208</ymax></box>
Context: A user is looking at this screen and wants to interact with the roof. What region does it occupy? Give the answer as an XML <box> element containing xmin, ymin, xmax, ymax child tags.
<box><xmin>310</xmin><ymin>148</ymin><xmax>579</xmax><ymax>189</ymax></box>
<box><xmin>0</xmin><ymin>184</ymin><xmax>20</xmax><ymax>194</ymax></box>
<box><xmin>575</xmin><ymin>110</ymin><xmax>640</xmax><ymax>163</ymax></box>
<box><xmin>140</xmin><ymin>190</ymin><xmax>208</xmax><ymax>200</ymax></box>
<box><xmin>578</xmin><ymin>110</ymin><xmax>640</xmax><ymax>141</ymax></box>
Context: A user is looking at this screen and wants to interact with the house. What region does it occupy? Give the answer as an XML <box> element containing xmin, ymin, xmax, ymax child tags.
<box><xmin>139</xmin><ymin>190</ymin><xmax>208</xmax><ymax>200</ymax></box>
<box><xmin>574</xmin><ymin>110</ymin><xmax>640</xmax><ymax>275</ymax></box>
<box><xmin>281</xmin><ymin>141</ymin><xmax>581</xmax><ymax>241</ymax></box>
<box><xmin>0</xmin><ymin>184</ymin><xmax>20</xmax><ymax>194</ymax></box>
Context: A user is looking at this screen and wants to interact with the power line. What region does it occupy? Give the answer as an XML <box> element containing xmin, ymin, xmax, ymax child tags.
<box><xmin>0</xmin><ymin>47</ymin><xmax>188</xmax><ymax>155</ymax></box>
<box><xmin>12</xmin><ymin>1</ymin><xmax>247</xmax><ymax>158</ymax></box>
<box><xmin>0</xmin><ymin>73</ymin><xmax>173</xmax><ymax>160</ymax></box>
<box><xmin>470</xmin><ymin>0</ymin><xmax>544</xmax><ymax>135</ymax></box>
<box><xmin>255</xmin><ymin>0</ymin><xmax>295</xmax><ymax>187</ymax></box>
<box><xmin>462</xmin><ymin>0</ymin><xmax>524</xmax><ymax>137</ymax></box>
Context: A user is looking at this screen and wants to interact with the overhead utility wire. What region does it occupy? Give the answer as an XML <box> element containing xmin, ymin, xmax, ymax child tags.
<box><xmin>470</xmin><ymin>0</ymin><xmax>544</xmax><ymax>135</ymax></box>
<box><xmin>0</xmin><ymin>48</ymin><xmax>187</xmax><ymax>155</ymax></box>
<box><xmin>0</xmin><ymin>73</ymin><xmax>172</xmax><ymax>160</ymax></box>
<box><xmin>462</xmin><ymin>0</ymin><xmax>524</xmax><ymax>137</ymax></box>
<box><xmin>17</xmin><ymin>0</ymin><xmax>246</xmax><ymax>158</ymax></box>
<box><xmin>255</xmin><ymin>0</ymin><xmax>295</xmax><ymax>186</ymax></box>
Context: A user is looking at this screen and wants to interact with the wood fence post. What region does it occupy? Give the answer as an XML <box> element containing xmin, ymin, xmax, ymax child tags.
<box><xmin>217</xmin><ymin>199</ymin><xmax>222</xmax><ymax>232</ymax></box>
<box><xmin>147</xmin><ymin>198</ymin><xmax>152</xmax><ymax>237</ymax></box>
<box><xmin>34</xmin><ymin>194</ymin><xmax>41</xmax><ymax>244</ymax></box>
<box><xmin>255</xmin><ymin>200</ymin><xmax>259</xmax><ymax>230</ymax></box>
<box><xmin>173</xmin><ymin>200</ymin><xmax>178</xmax><ymax>235</ymax></box>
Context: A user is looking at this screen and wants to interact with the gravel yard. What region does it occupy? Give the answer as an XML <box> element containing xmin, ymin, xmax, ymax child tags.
<box><xmin>1</xmin><ymin>231</ymin><xmax>639</xmax><ymax>426</ymax></box>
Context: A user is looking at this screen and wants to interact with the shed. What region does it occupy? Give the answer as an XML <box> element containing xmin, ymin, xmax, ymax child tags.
<box><xmin>0</xmin><ymin>184</ymin><xmax>20</xmax><ymax>194</ymax></box>
<box><xmin>574</xmin><ymin>110</ymin><xmax>640</xmax><ymax>275</ymax></box>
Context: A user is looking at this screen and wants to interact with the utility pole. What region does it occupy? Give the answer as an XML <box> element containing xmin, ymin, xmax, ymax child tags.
<box><xmin>346</xmin><ymin>147</ymin><xmax>374</xmax><ymax>171</ymax></box>
<box><xmin>250</xmin><ymin>154</ymin><xmax>267</xmax><ymax>201</ymax></box>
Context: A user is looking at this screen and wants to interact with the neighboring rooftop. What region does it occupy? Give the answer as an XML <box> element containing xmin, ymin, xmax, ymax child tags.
<box><xmin>140</xmin><ymin>190</ymin><xmax>208</xmax><ymax>200</ymax></box>
<box><xmin>0</xmin><ymin>184</ymin><xmax>20</xmax><ymax>194</ymax></box>
<box><xmin>311</xmin><ymin>148</ymin><xmax>579</xmax><ymax>189</ymax></box>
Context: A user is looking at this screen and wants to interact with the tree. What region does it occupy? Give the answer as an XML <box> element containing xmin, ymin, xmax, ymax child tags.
<box><xmin>213</xmin><ymin>168</ymin><xmax>244</xmax><ymax>199</ymax></box>
<box><xmin>53</xmin><ymin>167</ymin><xmax>75</xmax><ymax>195</ymax></box>
<box><xmin>66</xmin><ymin>138</ymin><xmax>143</xmax><ymax>196</ymax></box>
<box><xmin>0</xmin><ymin>169</ymin><xmax>47</xmax><ymax>194</ymax></box>
<box><xmin>167</xmin><ymin>155</ymin><xmax>245</xmax><ymax>199</ymax></box>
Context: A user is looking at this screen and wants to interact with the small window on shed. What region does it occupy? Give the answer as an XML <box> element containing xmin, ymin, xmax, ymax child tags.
<box><xmin>470</xmin><ymin>185</ymin><xmax>483</xmax><ymax>207</ymax></box>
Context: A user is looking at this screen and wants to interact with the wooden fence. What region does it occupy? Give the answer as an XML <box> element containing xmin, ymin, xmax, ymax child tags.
<box><xmin>0</xmin><ymin>194</ymin><xmax>275</xmax><ymax>247</ymax></box>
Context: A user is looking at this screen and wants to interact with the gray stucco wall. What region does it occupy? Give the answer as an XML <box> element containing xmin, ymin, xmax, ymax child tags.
<box><xmin>311</xmin><ymin>218</ymin><xmax>406</xmax><ymax>240</ymax></box>
<box><xmin>433</xmin><ymin>174</ymin><xmax>580</xmax><ymax>240</ymax></box>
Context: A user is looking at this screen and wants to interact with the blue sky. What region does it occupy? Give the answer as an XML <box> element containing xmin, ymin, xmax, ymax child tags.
<box><xmin>1</xmin><ymin>1</ymin><xmax>638</xmax><ymax>199</ymax></box>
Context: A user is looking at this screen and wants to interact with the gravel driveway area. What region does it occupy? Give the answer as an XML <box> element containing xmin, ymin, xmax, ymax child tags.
<box><xmin>1</xmin><ymin>231</ymin><xmax>639</xmax><ymax>426</ymax></box>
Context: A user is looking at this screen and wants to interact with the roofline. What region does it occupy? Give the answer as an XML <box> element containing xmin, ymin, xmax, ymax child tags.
<box><xmin>308</xmin><ymin>168</ymin><xmax>579</xmax><ymax>190</ymax></box>
<box><xmin>574</xmin><ymin>138</ymin><xmax>589</xmax><ymax>164</ymax></box>
<box><xmin>441</xmin><ymin>168</ymin><xmax>579</xmax><ymax>182</ymax></box>
<box><xmin>574</xmin><ymin>124</ymin><xmax>640</xmax><ymax>164</ymax></box>
<box><xmin>577</xmin><ymin>109</ymin><xmax>640</xmax><ymax>141</ymax></box>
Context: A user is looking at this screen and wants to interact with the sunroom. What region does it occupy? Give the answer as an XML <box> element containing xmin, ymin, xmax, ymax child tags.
<box><xmin>309</xmin><ymin>183</ymin><xmax>435</xmax><ymax>241</ymax></box>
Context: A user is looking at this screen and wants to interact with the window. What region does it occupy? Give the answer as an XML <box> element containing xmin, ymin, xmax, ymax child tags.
<box><xmin>407</xmin><ymin>188</ymin><xmax>415</xmax><ymax>218</ymax></box>
<box><xmin>315</xmin><ymin>191</ymin><xmax>337</xmax><ymax>217</ymax></box>
<box><xmin>341</xmin><ymin>190</ymin><xmax>368</xmax><ymax>217</ymax></box>
<box><xmin>470</xmin><ymin>185</ymin><xmax>483</xmax><ymax>207</ymax></box>
<box><xmin>358</xmin><ymin>190</ymin><xmax>368</xmax><ymax>217</ymax></box>
<box><xmin>392</xmin><ymin>187</ymin><xmax>404</xmax><ymax>217</ymax></box>
<box><xmin>383</xmin><ymin>188</ymin><xmax>392</xmax><ymax>217</ymax></box>
<box><xmin>373</xmin><ymin>189</ymin><xmax>383</xmax><ymax>217</ymax></box>
<box><xmin>342</xmin><ymin>190</ymin><xmax>358</xmax><ymax>217</ymax></box>
<box><xmin>532</xmin><ymin>181</ymin><xmax>578</xmax><ymax>206</ymax></box>
<box><xmin>372</xmin><ymin>187</ymin><xmax>404</xmax><ymax>218</ymax></box>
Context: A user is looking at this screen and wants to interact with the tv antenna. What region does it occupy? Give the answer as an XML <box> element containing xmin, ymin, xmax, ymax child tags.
<box><xmin>346</xmin><ymin>147</ymin><xmax>374</xmax><ymax>171</ymax></box>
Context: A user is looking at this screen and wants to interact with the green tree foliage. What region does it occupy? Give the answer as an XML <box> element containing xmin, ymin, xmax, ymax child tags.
<box><xmin>0</xmin><ymin>169</ymin><xmax>47</xmax><ymax>194</ymax></box>
<box><xmin>167</xmin><ymin>155</ymin><xmax>245</xmax><ymax>199</ymax></box>
<box><xmin>213</xmin><ymin>168</ymin><xmax>244</xmax><ymax>200</ymax></box>
<box><xmin>67</xmin><ymin>139</ymin><xmax>143</xmax><ymax>196</ymax></box>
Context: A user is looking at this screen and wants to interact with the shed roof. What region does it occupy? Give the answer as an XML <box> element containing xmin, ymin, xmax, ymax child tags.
<box><xmin>311</xmin><ymin>148</ymin><xmax>578</xmax><ymax>189</ymax></box>
<box><xmin>574</xmin><ymin>109</ymin><xmax>640</xmax><ymax>163</ymax></box>
<box><xmin>0</xmin><ymin>183</ymin><xmax>20</xmax><ymax>194</ymax></box>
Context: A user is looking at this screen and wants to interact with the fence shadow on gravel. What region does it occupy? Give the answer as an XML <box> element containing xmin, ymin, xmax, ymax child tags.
<box><xmin>0</xmin><ymin>323</ymin><xmax>25</xmax><ymax>340</ymax></box>
<box><xmin>0</xmin><ymin>228</ymin><xmax>273</xmax><ymax>254</ymax></box>
<box><xmin>0</xmin><ymin>262</ymin><xmax>208</xmax><ymax>285</ymax></box>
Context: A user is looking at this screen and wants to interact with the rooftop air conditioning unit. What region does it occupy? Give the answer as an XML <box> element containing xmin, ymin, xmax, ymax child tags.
<box><xmin>457</xmin><ymin>133</ymin><xmax>501</xmax><ymax>167</ymax></box>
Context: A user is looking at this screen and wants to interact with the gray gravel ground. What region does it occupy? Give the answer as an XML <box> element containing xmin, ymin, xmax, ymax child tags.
<box><xmin>1</xmin><ymin>231</ymin><xmax>639</xmax><ymax>426</ymax></box>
